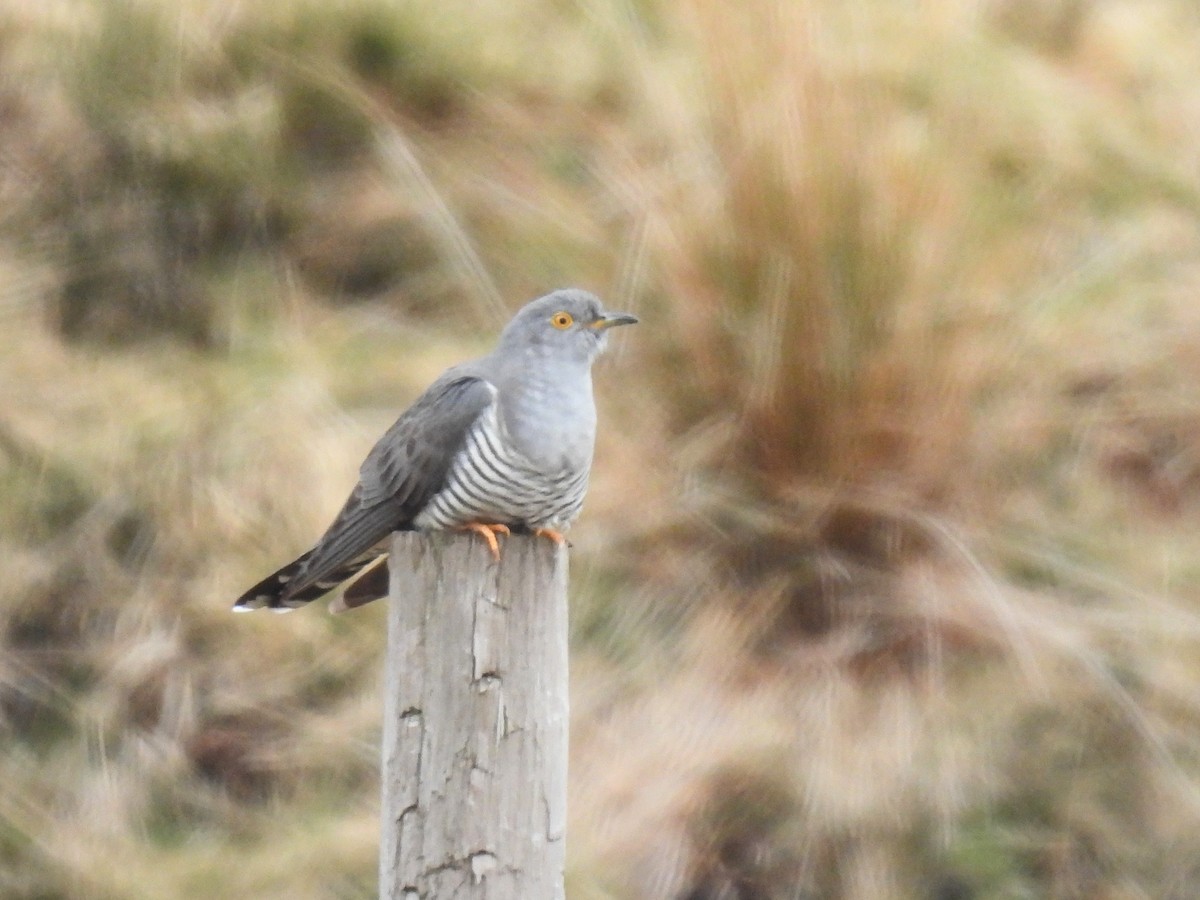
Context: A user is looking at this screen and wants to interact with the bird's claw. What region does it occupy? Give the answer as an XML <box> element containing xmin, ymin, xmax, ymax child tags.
<box><xmin>533</xmin><ymin>527</ymin><xmax>569</xmax><ymax>547</ymax></box>
<box><xmin>458</xmin><ymin>523</ymin><xmax>511</xmax><ymax>561</ymax></box>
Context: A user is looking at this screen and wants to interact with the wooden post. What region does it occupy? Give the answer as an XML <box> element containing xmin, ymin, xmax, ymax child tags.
<box><xmin>380</xmin><ymin>532</ymin><xmax>568</xmax><ymax>899</ymax></box>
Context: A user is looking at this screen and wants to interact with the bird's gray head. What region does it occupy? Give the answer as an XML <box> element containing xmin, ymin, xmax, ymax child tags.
<box><xmin>495</xmin><ymin>289</ymin><xmax>638</xmax><ymax>366</ymax></box>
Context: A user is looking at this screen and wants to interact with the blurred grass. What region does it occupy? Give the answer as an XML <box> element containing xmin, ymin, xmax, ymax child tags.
<box><xmin>3</xmin><ymin>0</ymin><xmax>1200</xmax><ymax>897</ymax></box>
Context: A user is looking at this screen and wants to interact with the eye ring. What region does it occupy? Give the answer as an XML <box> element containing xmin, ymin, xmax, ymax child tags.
<box><xmin>550</xmin><ymin>311</ymin><xmax>573</xmax><ymax>330</ymax></box>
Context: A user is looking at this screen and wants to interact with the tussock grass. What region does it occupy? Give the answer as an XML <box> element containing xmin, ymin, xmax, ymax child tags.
<box><xmin>3</xmin><ymin>0</ymin><xmax>1200</xmax><ymax>897</ymax></box>
<box><xmin>575</xmin><ymin>1</ymin><xmax>1200</xmax><ymax>894</ymax></box>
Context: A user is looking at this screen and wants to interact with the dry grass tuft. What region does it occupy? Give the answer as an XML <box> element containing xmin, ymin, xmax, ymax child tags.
<box><xmin>562</xmin><ymin>1</ymin><xmax>1200</xmax><ymax>895</ymax></box>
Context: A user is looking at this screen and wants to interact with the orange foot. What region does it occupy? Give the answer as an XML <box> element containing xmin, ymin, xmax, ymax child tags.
<box><xmin>533</xmin><ymin>527</ymin><xmax>568</xmax><ymax>547</ymax></box>
<box><xmin>457</xmin><ymin>523</ymin><xmax>511</xmax><ymax>561</ymax></box>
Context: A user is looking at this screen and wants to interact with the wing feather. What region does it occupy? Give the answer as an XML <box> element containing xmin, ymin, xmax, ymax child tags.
<box><xmin>278</xmin><ymin>373</ymin><xmax>495</xmax><ymax>602</ymax></box>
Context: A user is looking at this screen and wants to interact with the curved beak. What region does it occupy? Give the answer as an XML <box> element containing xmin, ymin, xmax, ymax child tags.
<box><xmin>592</xmin><ymin>312</ymin><xmax>639</xmax><ymax>330</ymax></box>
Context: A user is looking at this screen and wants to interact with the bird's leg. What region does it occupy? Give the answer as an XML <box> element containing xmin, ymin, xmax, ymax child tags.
<box><xmin>533</xmin><ymin>527</ymin><xmax>568</xmax><ymax>547</ymax></box>
<box><xmin>456</xmin><ymin>523</ymin><xmax>511</xmax><ymax>561</ymax></box>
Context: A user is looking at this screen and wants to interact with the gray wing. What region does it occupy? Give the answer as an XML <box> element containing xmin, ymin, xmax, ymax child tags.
<box><xmin>277</xmin><ymin>373</ymin><xmax>496</xmax><ymax>603</ymax></box>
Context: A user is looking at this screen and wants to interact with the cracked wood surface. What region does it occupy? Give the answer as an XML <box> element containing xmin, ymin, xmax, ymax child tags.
<box><xmin>380</xmin><ymin>532</ymin><xmax>568</xmax><ymax>899</ymax></box>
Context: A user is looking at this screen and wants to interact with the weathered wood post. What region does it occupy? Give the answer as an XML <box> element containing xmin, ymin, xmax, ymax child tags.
<box><xmin>380</xmin><ymin>532</ymin><xmax>568</xmax><ymax>899</ymax></box>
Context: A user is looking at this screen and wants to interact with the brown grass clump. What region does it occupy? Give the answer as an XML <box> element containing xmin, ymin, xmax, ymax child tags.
<box><xmin>563</xmin><ymin>1</ymin><xmax>1200</xmax><ymax>896</ymax></box>
<box><xmin>3</xmin><ymin>0</ymin><xmax>1200</xmax><ymax>897</ymax></box>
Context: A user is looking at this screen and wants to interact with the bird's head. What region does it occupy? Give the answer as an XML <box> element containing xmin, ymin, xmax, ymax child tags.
<box><xmin>497</xmin><ymin>289</ymin><xmax>639</xmax><ymax>364</ymax></box>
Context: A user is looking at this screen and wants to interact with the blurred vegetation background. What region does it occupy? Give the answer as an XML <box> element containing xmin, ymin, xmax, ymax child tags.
<box><xmin>3</xmin><ymin>0</ymin><xmax>1200</xmax><ymax>897</ymax></box>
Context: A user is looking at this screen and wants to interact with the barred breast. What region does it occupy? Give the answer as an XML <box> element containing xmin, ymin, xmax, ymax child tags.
<box><xmin>413</xmin><ymin>402</ymin><xmax>591</xmax><ymax>533</ymax></box>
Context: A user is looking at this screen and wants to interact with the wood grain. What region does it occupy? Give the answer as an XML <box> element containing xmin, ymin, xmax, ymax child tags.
<box><xmin>380</xmin><ymin>532</ymin><xmax>568</xmax><ymax>899</ymax></box>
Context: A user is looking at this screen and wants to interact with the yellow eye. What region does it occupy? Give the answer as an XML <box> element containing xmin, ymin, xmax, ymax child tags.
<box><xmin>550</xmin><ymin>311</ymin><xmax>573</xmax><ymax>329</ymax></box>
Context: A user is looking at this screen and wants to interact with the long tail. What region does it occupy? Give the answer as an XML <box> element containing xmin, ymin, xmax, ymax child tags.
<box><xmin>232</xmin><ymin>548</ymin><xmax>386</xmax><ymax>612</ymax></box>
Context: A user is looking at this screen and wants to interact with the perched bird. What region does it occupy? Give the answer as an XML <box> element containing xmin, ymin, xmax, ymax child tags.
<box><xmin>233</xmin><ymin>288</ymin><xmax>637</xmax><ymax>613</ymax></box>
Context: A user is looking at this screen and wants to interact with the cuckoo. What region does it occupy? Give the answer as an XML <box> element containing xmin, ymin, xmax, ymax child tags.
<box><xmin>233</xmin><ymin>289</ymin><xmax>637</xmax><ymax>613</ymax></box>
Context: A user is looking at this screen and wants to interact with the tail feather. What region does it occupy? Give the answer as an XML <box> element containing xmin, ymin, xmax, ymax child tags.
<box><xmin>329</xmin><ymin>556</ymin><xmax>391</xmax><ymax>613</ymax></box>
<box><xmin>232</xmin><ymin>548</ymin><xmax>385</xmax><ymax>611</ymax></box>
